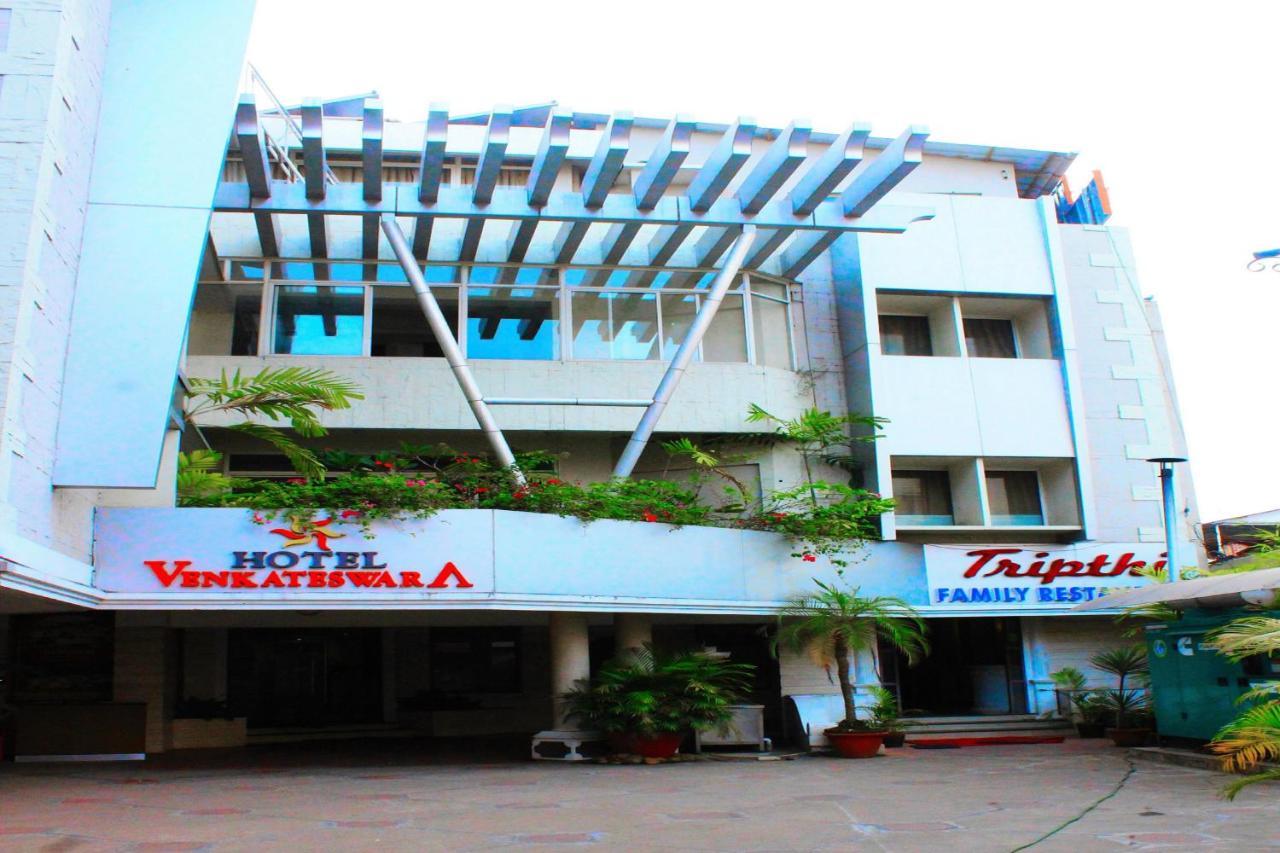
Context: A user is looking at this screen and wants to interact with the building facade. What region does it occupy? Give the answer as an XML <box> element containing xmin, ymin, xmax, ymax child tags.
<box><xmin>0</xmin><ymin>1</ymin><xmax>1203</xmax><ymax>757</ymax></box>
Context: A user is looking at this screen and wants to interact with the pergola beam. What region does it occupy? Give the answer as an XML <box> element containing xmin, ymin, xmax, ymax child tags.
<box><xmin>300</xmin><ymin>99</ymin><xmax>327</xmax><ymax>200</ymax></box>
<box><xmin>579</xmin><ymin>112</ymin><xmax>633</xmax><ymax>209</ymax></box>
<box><xmin>789</xmin><ymin>122</ymin><xmax>870</xmax><ymax>215</ymax></box>
<box><xmin>472</xmin><ymin>106</ymin><xmax>512</xmax><ymax>205</ymax></box>
<box><xmin>737</xmin><ymin>120</ymin><xmax>811</xmax><ymax>214</ymax></box>
<box><xmin>527</xmin><ymin>109</ymin><xmax>572</xmax><ymax>207</ymax></box>
<box><xmin>840</xmin><ymin>125</ymin><xmax>929</xmax><ymax>217</ymax></box>
<box><xmin>687</xmin><ymin>118</ymin><xmax>756</xmax><ymax>212</ymax></box>
<box><xmin>361</xmin><ymin>99</ymin><xmax>384</xmax><ymax>269</ymax></box>
<box><xmin>633</xmin><ymin>116</ymin><xmax>694</xmax><ymax>210</ymax></box>
<box><xmin>418</xmin><ymin>104</ymin><xmax>450</xmax><ymax>204</ymax></box>
<box><xmin>235</xmin><ymin>95</ymin><xmax>272</xmax><ymax>199</ymax></box>
<box><xmin>214</xmin><ymin>180</ymin><xmax>933</xmax><ymax>236</ymax></box>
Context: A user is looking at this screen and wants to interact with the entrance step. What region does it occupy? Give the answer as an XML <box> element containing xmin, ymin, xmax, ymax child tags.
<box><xmin>902</xmin><ymin>714</ymin><xmax>1074</xmax><ymax>741</ymax></box>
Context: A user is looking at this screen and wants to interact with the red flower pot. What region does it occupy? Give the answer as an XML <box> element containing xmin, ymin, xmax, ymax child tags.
<box><xmin>608</xmin><ymin>732</ymin><xmax>683</xmax><ymax>758</ymax></box>
<box><xmin>825</xmin><ymin>730</ymin><xmax>887</xmax><ymax>758</ymax></box>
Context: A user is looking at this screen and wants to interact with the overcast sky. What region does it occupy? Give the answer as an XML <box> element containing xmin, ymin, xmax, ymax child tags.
<box><xmin>245</xmin><ymin>0</ymin><xmax>1279</xmax><ymax>522</ymax></box>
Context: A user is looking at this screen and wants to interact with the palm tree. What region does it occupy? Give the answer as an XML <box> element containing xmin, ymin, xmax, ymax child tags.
<box><xmin>1088</xmin><ymin>645</ymin><xmax>1150</xmax><ymax>729</ymax></box>
<box><xmin>184</xmin><ymin>367</ymin><xmax>363</xmax><ymax>480</ymax></box>
<box><xmin>1208</xmin><ymin>616</ymin><xmax>1280</xmax><ymax>798</ymax></box>
<box><xmin>776</xmin><ymin>582</ymin><xmax>927</xmax><ymax>730</ymax></box>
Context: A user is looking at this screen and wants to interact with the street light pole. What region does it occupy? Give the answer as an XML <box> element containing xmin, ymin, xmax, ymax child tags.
<box><xmin>1147</xmin><ymin>456</ymin><xmax>1187</xmax><ymax>582</ymax></box>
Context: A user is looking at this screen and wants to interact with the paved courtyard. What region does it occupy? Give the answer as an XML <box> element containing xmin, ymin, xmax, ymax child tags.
<box><xmin>0</xmin><ymin>739</ymin><xmax>1276</xmax><ymax>851</ymax></box>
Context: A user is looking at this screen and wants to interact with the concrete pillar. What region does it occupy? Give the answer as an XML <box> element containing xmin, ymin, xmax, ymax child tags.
<box><xmin>548</xmin><ymin>612</ymin><xmax>591</xmax><ymax>729</ymax></box>
<box><xmin>614</xmin><ymin>613</ymin><xmax>652</xmax><ymax>655</ymax></box>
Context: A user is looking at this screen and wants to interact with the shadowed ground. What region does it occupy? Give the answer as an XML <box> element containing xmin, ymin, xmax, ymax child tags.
<box><xmin>0</xmin><ymin>739</ymin><xmax>1275</xmax><ymax>851</ymax></box>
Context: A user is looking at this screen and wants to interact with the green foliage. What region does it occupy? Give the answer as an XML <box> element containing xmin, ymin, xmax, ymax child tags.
<box><xmin>1089</xmin><ymin>645</ymin><xmax>1151</xmax><ymax>729</ymax></box>
<box><xmin>864</xmin><ymin>685</ymin><xmax>902</xmax><ymax>732</ymax></box>
<box><xmin>184</xmin><ymin>367</ymin><xmax>363</xmax><ymax>480</ymax></box>
<box><xmin>776</xmin><ymin>582</ymin><xmax>928</xmax><ymax>730</ymax></box>
<box><xmin>560</xmin><ymin>645</ymin><xmax>755</xmax><ymax>736</ymax></box>
<box><xmin>176</xmin><ymin>450</ymin><xmax>235</xmax><ymax>503</ymax></box>
<box><xmin>1050</xmin><ymin>666</ymin><xmax>1087</xmax><ymax>691</ymax></box>
<box><xmin>1208</xmin><ymin>617</ymin><xmax>1280</xmax><ymax>661</ymax></box>
<box><xmin>745</xmin><ymin>405</ymin><xmax>886</xmax><ymax>503</ymax></box>
<box><xmin>739</xmin><ymin>482</ymin><xmax>895</xmax><ymax>567</ymax></box>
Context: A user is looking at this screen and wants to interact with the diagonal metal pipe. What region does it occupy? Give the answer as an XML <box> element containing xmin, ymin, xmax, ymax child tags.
<box><xmin>613</xmin><ymin>225</ymin><xmax>758</xmax><ymax>479</ymax></box>
<box><xmin>381</xmin><ymin>216</ymin><xmax>526</xmax><ymax>487</ymax></box>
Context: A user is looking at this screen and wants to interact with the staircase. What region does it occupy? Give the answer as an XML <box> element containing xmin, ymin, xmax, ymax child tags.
<box><xmin>901</xmin><ymin>714</ymin><xmax>1075</xmax><ymax>743</ymax></box>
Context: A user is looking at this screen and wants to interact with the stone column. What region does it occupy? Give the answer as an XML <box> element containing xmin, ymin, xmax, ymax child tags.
<box><xmin>614</xmin><ymin>613</ymin><xmax>652</xmax><ymax>655</ymax></box>
<box><xmin>548</xmin><ymin>611</ymin><xmax>591</xmax><ymax>729</ymax></box>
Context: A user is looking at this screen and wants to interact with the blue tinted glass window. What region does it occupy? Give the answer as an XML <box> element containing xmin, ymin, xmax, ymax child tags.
<box><xmin>467</xmin><ymin>287</ymin><xmax>558</xmax><ymax>360</ymax></box>
<box><xmin>273</xmin><ymin>286</ymin><xmax>365</xmax><ymax>355</ymax></box>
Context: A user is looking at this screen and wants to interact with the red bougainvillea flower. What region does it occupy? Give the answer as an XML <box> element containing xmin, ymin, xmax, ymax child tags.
<box><xmin>286</xmin><ymin>477</ymin><xmax>306</xmax><ymax>485</ymax></box>
<box><xmin>770</xmin><ymin>512</ymin><xmax>786</xmax><ymax>520</ymax></box>
<box><xmin>340</xmin><ymin>509</ymin><xmax>362</xmax><ymax>519</ymax></box>
<box><xmin>546</xmin><ymin>478</ymin><xmax>563</xmax><ymax>486</ymax></box>
<box><xmin>474</xmin><ymin>486</ymin><xmax>488</xmax><ymax>493</ymax></box>
<box><xmin>642</xmin><ymin>511</ymin><xmax>658</xmax><ymax>523</ymax></box>
<box><xmin>802</xmin><ymin>553</ymin><xmax>817</xmax><ymax>563</ymax></box>
<box><xmin>513</xmin><ymin>489</ymin><xmax>528</xmax><ymax>499</ymax></box>
<box><xmin>251</xmin><ymin>512</ymin><xmax>265</xmax><ymax>524</ymax></box>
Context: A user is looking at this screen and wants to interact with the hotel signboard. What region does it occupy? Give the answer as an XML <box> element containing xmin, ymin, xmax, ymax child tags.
<box><xmin>924</xmin><ymin>543</ymin><xmax>1164</xmax><ymax>609</ymax></box>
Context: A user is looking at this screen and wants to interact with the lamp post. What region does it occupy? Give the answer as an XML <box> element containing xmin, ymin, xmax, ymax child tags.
<box><xmin>1147</xmin><ymin>456</ymin><xmax>1187</xmax><ymax>582</ymax></box>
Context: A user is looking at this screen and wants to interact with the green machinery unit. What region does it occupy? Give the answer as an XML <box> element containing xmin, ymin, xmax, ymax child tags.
<box><xmin>1144</xmin><ymin>609</ymin><xmax>1280</xmax><ymax>740</ymax></box>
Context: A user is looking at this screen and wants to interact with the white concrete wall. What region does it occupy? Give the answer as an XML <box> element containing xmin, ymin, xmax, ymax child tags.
<box><xmin>1021</xmin><ymin>615</ymin><xmax>1132</xmax><ymax>715</ymax></box>
<box><xmin>0</xmin><ymin>0</ymin><xmax>110</xmax><ymax>554</ymax></box>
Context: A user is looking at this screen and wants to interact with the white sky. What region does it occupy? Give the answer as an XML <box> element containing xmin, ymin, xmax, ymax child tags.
<box><xmin>246</xmin><ymin>0</ymin><xmax>1280</xmax><ymax>522</ymax></box>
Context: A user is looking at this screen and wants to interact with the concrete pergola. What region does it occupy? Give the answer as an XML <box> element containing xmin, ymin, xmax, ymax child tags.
<box><xmin>216</xmin><ymin>96</ymin><xmax>939</xmax><ymax>482</ymax></box>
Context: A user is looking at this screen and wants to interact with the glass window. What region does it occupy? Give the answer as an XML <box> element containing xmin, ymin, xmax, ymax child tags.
<box><xmin>570</xmin><ymin>291</ymin><xmax>611</xmax><ymax>359</ymax></box>
<box><xmin>893</xmin><ymin>470</ymin><xmax>954</xmax><ymax>525</ymax></box>
<box><xmin>661</xmin><ymin>293</ymin><xmax>699</xmax><ymax>357</ymax></box>
<box><xmin>964</xmin><ymin>318</ymin><xmax>1017</xmax><ymax>358</ymax></box>
<box><xmin>880</xmin><ymin>315</ymin><xmax>934</xmax><ymax>356</ymax></box>
<box><xmin>702</xmin><ymin>294</ymin><xmax>748</xmax><ymax>362</ymax></box>
<box><xmin>467</xmin><ymin>287</ymin><xmax>558</xmax><ymax>360</ymax></box>
<box><xmin>371</xmin><ymin>286</ymin><xmax>458</xmax><ymax>357</ymax></box>
<box><xmin>986</xmin><ymin>471</ymin><xmax>1044</xmax><ymax>526</ymax></box>
<box><xmin>228</xmin><ymin>261</ymin><xmax>266</xmax><ymax>281</ymax></box>
<box><xmin>610</xmin><ymin>292</ymin><xmax>660</xmax><ymax>360</ymax></box>
<box><xmin>272</xmin><ymin>285</ymin><xmax>365</xmax><ymax>355</ymax></box>
<box><xmin>752</xmin><ymin>287</ymin><xmax>792</xmax><ymax>369</ymax></box>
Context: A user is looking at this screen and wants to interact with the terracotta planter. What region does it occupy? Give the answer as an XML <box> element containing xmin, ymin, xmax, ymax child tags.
<box><xmin>608</xmin><ymin>732</ymin><xmax>683</xmax><ymax>759</ymax></box>
<box><xmin>882</xmin><ymin>731</ymin><xmax>906</xmax><ymax>748</ymax></box>
<box><xmin>825</xmin><ymin>730</ymin><xmax>887</xmax><ymax>758</ymax></box>
<box><xmin>1106</xmin><ymin>727</ymin><xmax>1151</xmax><ymax>748</ymax></box>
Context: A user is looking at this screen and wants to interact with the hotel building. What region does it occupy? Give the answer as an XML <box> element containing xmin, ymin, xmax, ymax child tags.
<box><xmin>0</xmin><ymin>1</ymin><xmax>1202</xmax><ymax>758</ymax></box>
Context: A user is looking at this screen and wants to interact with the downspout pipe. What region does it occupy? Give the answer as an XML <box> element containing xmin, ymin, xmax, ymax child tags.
<box><xmin>613</xmin><ymin>225</ymin><xmax>758</xmax><ymax>479</ymax></box>
<box><xmin>381</xmin><ymin>216</ymin><xmax>526</xmax><ymax>487</ymax></box>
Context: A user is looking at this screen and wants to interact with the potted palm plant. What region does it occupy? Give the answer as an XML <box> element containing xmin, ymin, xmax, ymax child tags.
<box><xmin>777</xmin><ymin>581</ymin><xmax>928</xmax><ymax>758</ymax></box>
<box><xmin>1050</xmin><ymin>666</ymin><xmax>1106</xmax><ymax>738</ymax></box>
<box><xmin>1090</xmin><ymin>645</ymin><xmax>1152</xmax><ymax>747</ymax></box>
<box><xmin>866</xmin><ymin>686</ymin><xmax>906</xmax><ymax>748</ymax></box>
<box><xmin>561</xmin><ymin>645</ymin><xmax>755</xmax><ymax>759</ymax></box>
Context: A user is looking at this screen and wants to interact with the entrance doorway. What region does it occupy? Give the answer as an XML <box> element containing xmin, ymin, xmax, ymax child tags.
<box><xmin>227</xmin><ymin>628</ymin><xmax>383</xmax><ymax>728</ymax></box>
<box><xmin>882</xmin><ymin>618</ymin><xmax>1027</xmax><ymax>716</ymax></box>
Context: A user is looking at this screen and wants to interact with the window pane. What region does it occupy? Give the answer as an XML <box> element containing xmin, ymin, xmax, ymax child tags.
<box><xmin>987</xmin><ymin>471</ymin><xmax>1043</xmax><ymax>525</ymax></box>
<box><xmin>467</xmin><ymin>287</ymin><xmax>558</xmax><ymax>360</ymax></box>
<box><xmin>702</xmin><ymin>294</ymin><xmax>747</xmax><ymax>362</ymax></box>
<box><xmin>272</xmin><ymin>285</ymin><xmax>364</xmax><ymax>355</ymax></box>
<box><xmin>893</xmin><ymin>470</ymin><xmax>954</xmax><ymax>525</ymax></box>
<box><xmin>661</xmin><ymin>294</ymin><xmax>699</xmax><ymax>358</ymax></box>
<box><xmin>752</xmin><ymin>294</ymin><xmax>792</xmax><ymax>368</ymax></box>
<box><xmin>880</xmin><ymin>315</ymin><xmax>933</xmax><ymax>356</ymax></box>
<box><xmin>571</xmin><ymin>292</ymin><xmax>611</xmax><ymax>359</ymax></box>
<box><xmin>371</xmin><ymin>286</ymin><xmax>458</xmax><ymax>357</ymax></box>
<box><xmin>227</xmin><ymin>261</ymin><xmax>265</xmax><ymax>281</ymax></box>
<box><xmin>964</xmin><ymin>318</ymin><xmax>1017</xmax><ymax>358</ymax></box>
<box><xmin>609</xmin><ymin>292</ymin><xmax>659</xmax><ymax>360</ymax></box>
